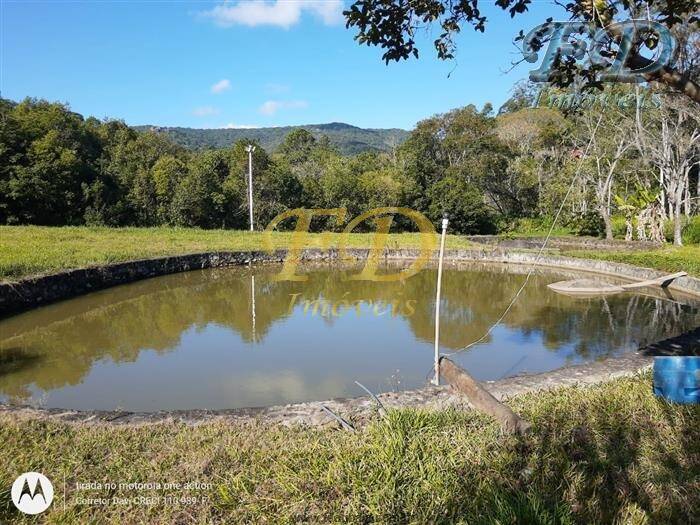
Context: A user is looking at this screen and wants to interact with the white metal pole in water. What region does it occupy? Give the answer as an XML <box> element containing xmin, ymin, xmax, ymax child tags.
<box><xmin>433</xmin><ymin>216</ymin><xmax>448</xmax><ymax>385</ymax></box>
<box><xmin>245</xmin><ymin>145</ymin><xmax>255</xmax><ymax>231</ymax></box>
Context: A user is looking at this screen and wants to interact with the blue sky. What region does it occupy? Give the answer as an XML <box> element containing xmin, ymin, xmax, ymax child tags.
<box><xmin>1</xmin><ymin>1</ymin><xmax>559</xmax><ymax>130</ymax></box>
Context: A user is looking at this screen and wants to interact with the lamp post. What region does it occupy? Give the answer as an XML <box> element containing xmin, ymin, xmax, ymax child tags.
<box><xmin>433</xmin><ymin>213</ymin><xmax>449</xmax><ymax>385</ymax></box>
<box><xmin>245</xmin><ymin>144</ymin><xmax>255</xmax><ymax>231</ymax></box>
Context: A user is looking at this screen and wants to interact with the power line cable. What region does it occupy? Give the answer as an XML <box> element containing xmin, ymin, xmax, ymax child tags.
<box><xmin>442</xmin><ymin>114</ymin><xmax>604</xmax><ymax>358</ymax></box>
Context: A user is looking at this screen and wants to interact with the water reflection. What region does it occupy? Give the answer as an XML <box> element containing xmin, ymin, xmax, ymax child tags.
<box><xmin>0</xmin><ymin>263</ymin><xmax>698</xmax><ymax>411</ymax></box>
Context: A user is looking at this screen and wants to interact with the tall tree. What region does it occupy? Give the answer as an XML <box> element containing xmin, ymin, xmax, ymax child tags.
<box><xmin>634</xmin><ymin>93</ymin><xmax>700</xmax><ymax>244</ymax></box>
<box><xmin>577</xmin><ymin>105</ymin><xmax>635</xmax><ymax>239</ymax></box>
<box><xmin>344</xmin><ymin>0</ymin><xmax>700</xmax><ymax>102</ymax></box>
<box><xmin>496</xmin><ymin>107</ymin><xmax>571</xmax><ymax>217</ymax></box>
<box><xmin>398</xmin><ymin>105</ymin><xmax>504</xmax><ymax>232</ymax></box>
<box><xmin>3</xmin><ymin>99</ymin><xmax>101</xmax><ymax>225</ymax></box>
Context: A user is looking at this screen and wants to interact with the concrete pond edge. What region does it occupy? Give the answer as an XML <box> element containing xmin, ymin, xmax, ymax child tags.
<box><xmin>2</xmin><ymin>247</ymin><xmax>699</xmax><ymax>317</ymax></box>
<box><xmin>1</xmin><ymin>247</ymin><xmax>698</xmax><ymax>427</ymax></box>
<box><xmin>0</xmin><ymin>352</ymin><xmax>661</xmax><ymax>429</ymax></box>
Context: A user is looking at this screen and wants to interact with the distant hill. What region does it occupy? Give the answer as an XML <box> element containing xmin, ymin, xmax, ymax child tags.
<box><xmin>134</xmin><ymin>122</ymin><xmax>409</xmax><ymax>155</ymax></box>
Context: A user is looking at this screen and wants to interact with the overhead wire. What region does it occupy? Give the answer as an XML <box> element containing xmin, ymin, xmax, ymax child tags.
<box><xmin>441</xmin><ymin>113</ymin><xmax>605</xmax><ymax>358</ymax></box>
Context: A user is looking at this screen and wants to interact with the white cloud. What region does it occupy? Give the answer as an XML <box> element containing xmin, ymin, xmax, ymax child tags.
<box><xmin>307</xmin><ymin>1</ymin><xmax>344</xmax><ymax>25</ymax></box>
<box><xmin>192</xmin><ymin>106</ymin><xmax>220</xmax><ymax>117</ymax></box>
<box><xmin>200</xmin><ymin>1</ymin><xmax>343</xmax><ymax>29</ymax></box>
<box><xmin>223</xmin><ymin>123</ymin><xmax>259</xmax><ymax>129</ymax></box>
<box><xmin>211</xmin><ymin>79</ymin><xmax>232</xmax><ymax>94</ymax></box>
<box><xmin>259</xmin><ymin>99</ymin><xmax>308</xmax><ymax>116</ymax></box>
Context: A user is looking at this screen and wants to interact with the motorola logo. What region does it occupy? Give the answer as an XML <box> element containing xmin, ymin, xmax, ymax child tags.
<box><xmin>11</xmin><ymin>472</ymin><xmax>54</xmax><ymax>515</ymax></box>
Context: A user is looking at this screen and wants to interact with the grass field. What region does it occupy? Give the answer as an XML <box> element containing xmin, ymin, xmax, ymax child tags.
<box><xmin>0</xmin><ymin>225</ymin><xmax>473</xmax><ymax>281</ymax></box>
<box><xmin>565</xmin><ymin>245</ymin><xmax>700</xmax><ymax>279</ymax></box>
<box><xmin>1</xmin><ymin>372</ymin><xmax>697</xmax><ymax>524</ymax></box>
<box><xmin>1</xmin><ymin>225</ymin><xmax>699</xmax><ymax>281</ymax></box>
<box><xmin>1</xmin><ymin>226</ymin><xmax>698</xmax><ymax>523</ymax></box>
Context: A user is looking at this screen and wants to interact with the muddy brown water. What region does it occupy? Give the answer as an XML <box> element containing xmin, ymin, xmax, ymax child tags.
<box><xmin>1</xmin><ymin>262</ymin><xmax>698</xmax><ymax>411</ymax></box>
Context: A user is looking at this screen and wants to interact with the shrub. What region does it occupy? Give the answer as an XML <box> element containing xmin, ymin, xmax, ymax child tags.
<box><xmin>663</xmin><ymin>215</ymin><xmax>700</xmax><ymax>244</ymax></box>
<box><xmin>496</xmin><ymin>216</ymin><xmax>573</xmax><ymax>237</ymax></box>
<box><xmin>611</xmin><ymin>215</ymin><xmax>628</xmax><ymax>239</ymax></box>
<box><xmin>682</xmin><ymin>215</ymin><xmax>700</xmax><ymax>244</ymax></box>
<box><xmin>427</xmin><ymin>175</ymin><xmax>497</xmax><ymax>234</ymax></box>
<box><xmin>570</xmin><ymin>210</ymin><xmax>605</xmax><ymax>237</ymax></box>
<box><xmin>610</xmin><ymin>214</ymin><xmax>699</xmax><ymax>244</ymax></box>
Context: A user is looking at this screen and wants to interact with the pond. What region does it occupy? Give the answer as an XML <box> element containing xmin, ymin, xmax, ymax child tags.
<box><xmin>1</xmin><ymin>262</ymin><xmax>698</xmax><ymax>411</ymax></box>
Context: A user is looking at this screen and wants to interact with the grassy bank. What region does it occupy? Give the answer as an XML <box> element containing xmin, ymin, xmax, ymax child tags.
<box><xmin>0</xmin><ymin>226</ymin><xmax>472</xmax><ymax>281</ymax></box>
<box><xmin>3</xmin><ymin>226</ymin><xmax>700</xmax><ymax>281</ymax></box>
<box><xmin>565</xmin><ymin>245</ymin><xmax>700</xmax><ymax>278</ymax></box>
<box><xmin>1</xmin><ymin>373</ymin><xmax>698</xmax><ymax>523</ymax></box>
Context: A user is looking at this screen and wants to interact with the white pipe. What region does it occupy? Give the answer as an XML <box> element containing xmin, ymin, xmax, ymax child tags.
<box><xmin>433</xmin><ymin>217</ymin><xmax>448</xmax><ymax>385</ymax></box>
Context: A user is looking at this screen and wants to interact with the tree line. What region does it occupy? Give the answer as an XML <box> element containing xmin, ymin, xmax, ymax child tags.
<box><xmin>0</xmin><ymin>92</ymin><xmax>698</xmax><ymax>242</ymax></box>
<box><xmin>137</xmin><ymin>123</ymin><xmax>408</xmax><ymax>156</ymax></box>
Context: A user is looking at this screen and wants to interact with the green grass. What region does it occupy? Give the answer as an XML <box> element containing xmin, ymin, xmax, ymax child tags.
<box><xmin>1</xmin><ymin>372</ymin><xmax>697</xmax><ymax>524</ymax></box>
<box><xmin>2</xmin><ymin>226</ymin><xmax>699</xmax><ymax>281</ymax></box>
<box><xmin>0</xmin><ymin>226</ymin><xmax>473</xmax><ymax>281</ymax></box>
<box><xmin>565</xmin><ymin>245</ymin><xmax>700</xmax><ymax>278</ymax></box>
<box><xmin>2</xmin><ymin>227</ymin><xmax>698</xmax><ymax>522</ymax></box>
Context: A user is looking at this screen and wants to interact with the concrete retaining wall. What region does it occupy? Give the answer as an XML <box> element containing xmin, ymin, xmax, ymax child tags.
<box><xmin>1</xmin><ymin>247</ymin><xmax>698</xmax><ymax>424</ymax></box>
<box><xmin>0</xmin><ymin>352</ymin><xmax>656</xmax><ymax>427</ymax></box>
<box><xmin>465</xmin><ymin>235</ymin><xmax>661</xmax><ymax>251</ymax></box>
<box><xmin>1</xmin><ymin>247</ymin><xmax>698</xmax><ymax>317</ymax></box>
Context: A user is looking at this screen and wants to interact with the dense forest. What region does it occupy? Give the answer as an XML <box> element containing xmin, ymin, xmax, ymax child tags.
<box><xmin>0</xmin><ymin>88</ymin><xmax>698</xmax><ymax>242</ymax></box>
<box><xmin>134</xmin><ymin>123</ymin><xmax>409</xmax><ymax>155</ymax></box>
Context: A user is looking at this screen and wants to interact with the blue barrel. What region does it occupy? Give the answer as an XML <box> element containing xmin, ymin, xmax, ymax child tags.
<box><xmin>653</xmin><ymin>356</ymin><xmax>699</xmax><ymax>404</ymax></box>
